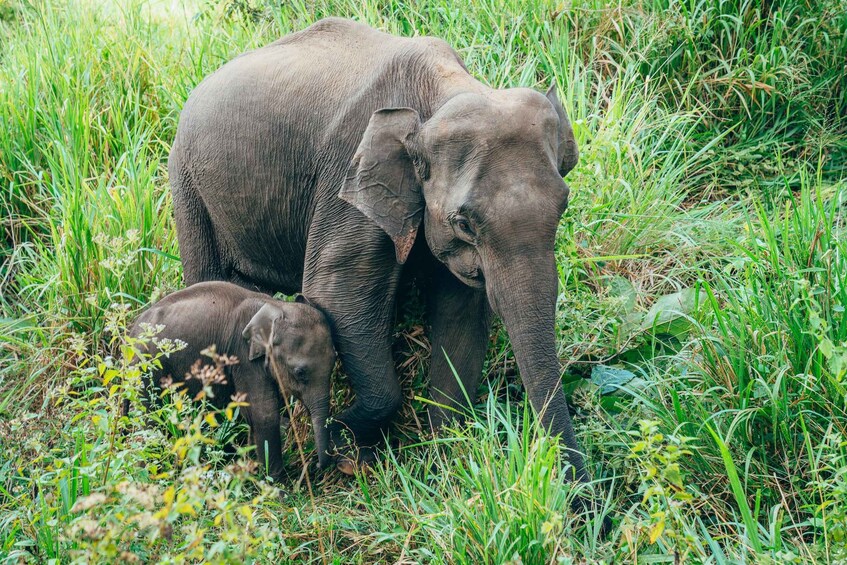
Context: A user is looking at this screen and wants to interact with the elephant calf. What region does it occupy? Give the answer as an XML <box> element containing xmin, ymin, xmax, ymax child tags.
<box><xmin>127</xmin><ymin>281</ymin><xmax>335</xmax><ymax>481</ymax></box>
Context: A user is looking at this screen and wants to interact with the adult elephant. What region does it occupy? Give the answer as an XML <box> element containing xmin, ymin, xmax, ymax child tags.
<box><xmin>170</xmin><ymin>18</ymin><xmax>587</xmax><ymax>482</ymax></box>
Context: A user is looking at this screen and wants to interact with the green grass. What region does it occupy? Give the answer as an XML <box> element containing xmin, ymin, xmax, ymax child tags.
<box><xmin>1</xmin><ymin>0</ymin><xmax>846</xmax><ymax>562</ymax></box>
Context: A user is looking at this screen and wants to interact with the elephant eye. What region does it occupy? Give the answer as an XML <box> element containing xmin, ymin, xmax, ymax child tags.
<box><xmin>293</xmin><ymin>366</ymin><xmax>308</xmax><ymax>383</ymax></box>
<box><xmin>452</xmin><ymin>215</ymin><xmax>476</xmax><ymax>240</ymax></box>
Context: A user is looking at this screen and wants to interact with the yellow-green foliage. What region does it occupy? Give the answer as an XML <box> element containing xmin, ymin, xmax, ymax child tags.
<box><xmin>1</xmin><ymin>0</ymin><xmax>846</xmax><ymax>562</ymax></box>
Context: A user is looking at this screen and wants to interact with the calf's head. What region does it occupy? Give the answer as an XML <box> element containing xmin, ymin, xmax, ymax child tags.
<box><xmin>242</xmin><ymin>301</ymin><xmax>335</xmax><ymax>469</ymax></box>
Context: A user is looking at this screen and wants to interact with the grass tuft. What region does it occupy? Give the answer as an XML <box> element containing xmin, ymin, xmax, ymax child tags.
<box><xmin>1</xmin><ymin>0</ymin><xmax>845</xmax><ymax>561</ymax></box>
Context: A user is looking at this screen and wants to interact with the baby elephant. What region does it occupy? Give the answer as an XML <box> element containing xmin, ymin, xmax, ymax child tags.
<box><xmin>128</xmin><ymin>281</ymin><xmax>336</xmax><ymax>481</ymax></box>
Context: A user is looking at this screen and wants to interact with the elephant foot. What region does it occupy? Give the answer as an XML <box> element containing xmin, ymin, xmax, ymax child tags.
<box><xmin>336</xmin><ymin>457</ymin><xmax>361</xmax><ymax>476</ymax></box>
<box><xmin>335</xmin><ymin>444</ymin><xmax>377</xmax><ymax>476</ymax></box>
<box><xmin>328</xmin><ymin>423</ymin><xmax>379</xmax><ymax>476</ymax></box>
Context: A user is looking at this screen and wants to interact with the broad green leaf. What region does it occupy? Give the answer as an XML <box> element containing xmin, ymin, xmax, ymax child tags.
<box><xmin>607</xmin><ymin>275</ymin><xmax>638</xmax><ymax>315</ymax></box>
<box><xmin>640</xmin><ymin>287</ymin><xmax>697</xmax><ymax>330</ymax></box>
<box><xmin>591</xmin><ymin>365</ymin><xmax>636</xmax><ymax>395</ymax></box>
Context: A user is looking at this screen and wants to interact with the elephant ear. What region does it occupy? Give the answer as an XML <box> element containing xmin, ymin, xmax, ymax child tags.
<box><xmin>340</xmin><ymin>108</ymin><xmax>425</xmax><ymax>265</ymax></box>
<box><xmin>242</xmin><ymin>303</ymin><xmax>285</xmax><ymax>362</ymax></box>
<box><xmin>545</xmin><ymin>82</ymin><xmax>579</xmax><ymax>177</ymax></box>
<box><xmin>294</xmin><ymin>294</ymin><xmax>313</xmax><ymax>306</ymax></box>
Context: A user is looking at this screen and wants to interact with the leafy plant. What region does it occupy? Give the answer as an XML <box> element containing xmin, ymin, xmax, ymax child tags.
<box><xmin>1</xmin><ymin>0</ymin><xmax>845</xmax><ymax>561</ymax></box>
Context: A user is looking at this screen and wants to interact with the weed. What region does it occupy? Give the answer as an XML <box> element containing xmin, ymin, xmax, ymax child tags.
<box><xmin>1</xmin><ymin>0</ymin><xmax>846</xmax><ymax>561</ymax></box>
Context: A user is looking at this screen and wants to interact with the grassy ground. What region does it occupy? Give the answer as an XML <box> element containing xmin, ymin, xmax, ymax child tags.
<box><xmin>1</xmin><ymin>0</ymin><xmax>846</xmax><ymax>562</ymax></box>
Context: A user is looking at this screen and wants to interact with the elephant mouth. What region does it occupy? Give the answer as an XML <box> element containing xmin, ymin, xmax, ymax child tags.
<box><xmin>457</xmin><ymin>268</ymin><xmax>485</xmax><ymax>288</ymax></box>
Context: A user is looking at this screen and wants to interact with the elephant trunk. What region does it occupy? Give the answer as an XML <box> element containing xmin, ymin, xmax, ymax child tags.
<box><xmin>303</xmin><ymin>393</ymin><xmax>332</xmax><ymax>470</ymax></box>
<box><xmin>485</xmin><ymin>251</ymin><xmax>588</xmax><ymax>482</ymax></box>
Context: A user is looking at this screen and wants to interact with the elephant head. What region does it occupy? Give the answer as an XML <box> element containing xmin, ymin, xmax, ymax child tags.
<box><xmin>340</xmin><ymin>84</ymin><xmax>578</xmax><ymax>449</ymax></box>
<box><xmin>242</xmin><ymin>302</ymin><xmax>336</xmax><ymax>469</ymax></box>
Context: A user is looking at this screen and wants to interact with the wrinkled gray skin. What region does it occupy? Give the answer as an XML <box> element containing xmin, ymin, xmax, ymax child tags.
<box><xmin>170</xmin><ymin>19</ymin><xmax>587</xmax><ymax>482</ymax></box>
<box><xmin>129</xmin><ymin>282</ymin><xmax>336</xmax><ymax>481</ymax></box>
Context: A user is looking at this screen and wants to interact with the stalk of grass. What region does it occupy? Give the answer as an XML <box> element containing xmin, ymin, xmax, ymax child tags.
<box><xmin>1</xmin><ymin>0</ymin><xmax>846</xmax><ymax>561</ymax></box>
<box><xmin>707</xmin><ymin>424</ymin><xmax>763</xmax><ymax>552</ymax></box>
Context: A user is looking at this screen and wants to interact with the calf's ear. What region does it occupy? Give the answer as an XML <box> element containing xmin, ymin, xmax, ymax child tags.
<box><xmin>242</xmin><ymin>304</ymin><xmax>285</xmax><ymax>362</ymax></box>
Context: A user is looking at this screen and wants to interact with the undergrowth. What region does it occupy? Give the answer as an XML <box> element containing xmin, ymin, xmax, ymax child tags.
<box><xmin>1</xmin><ymin>0</ymin><xmax>846</xmax><ymax>562</ymax></box>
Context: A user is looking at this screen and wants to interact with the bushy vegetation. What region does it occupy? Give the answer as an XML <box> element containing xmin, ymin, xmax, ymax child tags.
<box><xmin>1</xmin><ymin>0</ymin><xmax>846</xmax><ymax>561</ymax></box>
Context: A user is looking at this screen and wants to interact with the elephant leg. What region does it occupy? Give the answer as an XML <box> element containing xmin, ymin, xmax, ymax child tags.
<box><xmin>231</xmin><ymin>368</ymin><xmax>285</xmax><ymax>482</ymax></box>
<box><xmin>325</xmin><ymin>317</ymin><xmax>404</xmax><ymax>451</ymax></box>
<box><xmin>250</xmin><ymin>409</ymin><xmax>284</xmax><ymax>482</ymax></box>
<box><xmin>169</xmin><ymin>151</ymin><xmax>224</xmax><ymax>285</ymax></box>
<box><xmin>425</xmin><ymin>267</ymin><xmax>492</xmax><ymax>430</ymax></box>
<box><xmin>302</xmin><ymin>202</ymin><xmax>408</xmax><ymax>470</ymax></box>
<box><xmin>304</xmin><ymin>264</ymin><xmax>404</xmax><ymax>466</ymax></box>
